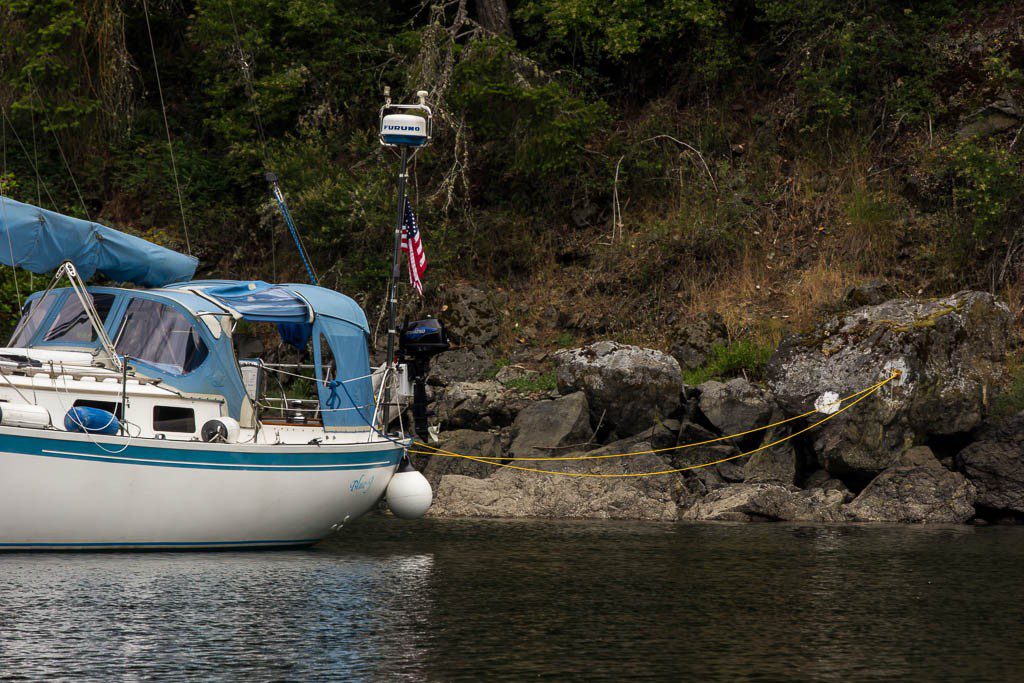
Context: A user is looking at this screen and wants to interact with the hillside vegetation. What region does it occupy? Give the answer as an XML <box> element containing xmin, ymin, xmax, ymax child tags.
<box><xmin>1</xmin><ymin>0</ymin><xmax>1024</xmax><ymax>353</ymax></box>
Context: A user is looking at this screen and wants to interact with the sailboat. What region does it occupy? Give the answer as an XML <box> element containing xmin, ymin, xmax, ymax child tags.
<box><xmin>0</xmin><ymin>94</ymin><xmax>439</xmax><ymax>550</ymax></box>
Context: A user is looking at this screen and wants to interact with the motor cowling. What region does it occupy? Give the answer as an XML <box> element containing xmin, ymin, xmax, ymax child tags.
<box><xmin>398</xmin><ymin>317</ymin><xmax>449</xmax><ymax>441</ymax></box>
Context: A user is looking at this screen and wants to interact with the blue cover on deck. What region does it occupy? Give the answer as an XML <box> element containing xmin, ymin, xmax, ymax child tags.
<box><xmin>187</xmin><ymin>280</ymin><xmax>311</xmax><ymax>322</ymax></box>
<box><xmin>0</xmin><ymin>195</ymin><xmax>197</xmax><ymax>287</ymax></box>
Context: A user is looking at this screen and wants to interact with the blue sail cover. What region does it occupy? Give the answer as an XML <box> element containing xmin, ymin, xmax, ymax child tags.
<box><xmin>0</xmin><ymin>195</ymin><xmax>197</xmax><ymax>287</ymax></box>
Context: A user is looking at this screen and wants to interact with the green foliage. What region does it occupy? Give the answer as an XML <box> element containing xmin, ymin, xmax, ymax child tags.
<box><xmin>683</xmin><ymin>340</ymin><xmax>774</xmax><ymax>385</ymax></box>
<box><xmin>484</xmin><ymin>357</ymin><xmax>513</xmax><ymax>380</ymax></box>
<box><xmin>944</xmin><ymin>140</ymin><xmax>1023</xmax><ymax>243</ymax></box>
<box><xmin>0</xmin><ymin>269</ymin><xmax>36</xmax><ymax>342</ymax></box>
<box><xmin>755</xmin><ymin>0</ymin><xmax>964</xmax><ymax>127</ymax></box>
<box><xmin>449</xmin><ymin>37</ymin><xmax>609</xmax><ymax>190</ymax></box>
<box><xmin>1</xmin><ymin>0</ymin><xmax>95</xmax><ymax>125</ymax></box>
<box><xmin>505</xmin><ymin>370</ymin><xmax>558</xmax><ymax>393</ymax></box>
<box><xmin>518</xmin><ymin>0</ymin><xmax>722</xmax><ymax>61</ymax></box>
<box><xmin>0</xmin><ymin>0</ymin><xmax>1021</xmax><ymax>334</ymax></box>
<box><xmin>993</xmin><ymin>356</ymin><xmax>1024</xmax><ymax>416</ymax></box>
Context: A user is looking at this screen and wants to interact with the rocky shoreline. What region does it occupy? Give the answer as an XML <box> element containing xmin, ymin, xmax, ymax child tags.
<box><xmin>415</xmin><ymin>286</ymin><xmax>1024</xmax><ymax>525</ymax></box>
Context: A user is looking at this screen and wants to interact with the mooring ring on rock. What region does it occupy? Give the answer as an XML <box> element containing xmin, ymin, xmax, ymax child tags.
<box><xmin>882</xmin><ymin>359</ymin><xmax>909</xmax><ymax>387</ymax></box>
<box><xmin>815</xmin><ymin>391</ymin><xmax>841</xmax><ymax>415</ymax></box>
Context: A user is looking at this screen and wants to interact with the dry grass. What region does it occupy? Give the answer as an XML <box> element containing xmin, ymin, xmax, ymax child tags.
<box><xmin>477</xmin><ymin>129</ymin><xmax>1000</xmax><ymax>359</ymax></box>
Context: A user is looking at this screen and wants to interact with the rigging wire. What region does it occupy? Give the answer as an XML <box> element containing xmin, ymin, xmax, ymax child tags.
<box><xmin>141</xmin><ymin>0</ymin><xmax>192</xmax><ymax>255</ymax></box>
<box><xmin>0</xmin><ymin>113</ymin><xmax>20</xmax><ymax>308</ymax></box>
<box><xmin>29</xmin><ymin>102</ymin><xmax>41</xmax><ymax>208</ymax></box>
<box><xmin>0</xmin><ymin>108</ymin><xmax>58</xmax><ymax>208</ymax></box>
<box><xmin>226</xmin><ymin>0</ymin><xmax>276</xmax><ymax>279</ymax></box>
<box><xmin>27</xmin><ymin>80</ymin><xmax>91</xmax><ymax>221</ymax></box>
<box><xmin>226</xmin><ymin>0</ymin><xmax>320</xmax><ymax>285</ymax></box>
<box><xmin>226</xmin><ymin>0</ymin><xmax>270</xmax><ymax>165</ymax></box>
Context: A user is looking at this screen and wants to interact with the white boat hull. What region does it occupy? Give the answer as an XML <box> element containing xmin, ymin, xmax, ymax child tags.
<box><xmin>0</xmin><ymin>426</ymin><xmax>404</xmax><ymax>549</ymax></box>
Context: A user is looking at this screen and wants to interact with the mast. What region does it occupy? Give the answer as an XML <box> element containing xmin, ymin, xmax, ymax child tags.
<box><xmin>379</xmin><ymin>88</ymin><xmax>432</xmax><ymax>430</ymax></box>
<box><xmin>385</xmin><ymin>144</ymin><xmax>409</xmax><ymax>419</ymax></box>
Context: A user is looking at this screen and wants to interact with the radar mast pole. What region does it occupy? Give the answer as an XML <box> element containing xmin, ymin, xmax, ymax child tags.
<box><xmin>384</xmin><ymin>144</ymin><xmax>408</xmax><ymax>428</ymax></box>
<box><xmin>378</xmin><ymin>88</ymin><xmax>432</xmax><ymax>432</ymax></box>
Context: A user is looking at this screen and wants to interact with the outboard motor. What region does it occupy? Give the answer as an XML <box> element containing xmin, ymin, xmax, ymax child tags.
<box><xmin>398</xmin><ymin>317</ymin><xmax>449</xmax><ymax>440</ymax></box>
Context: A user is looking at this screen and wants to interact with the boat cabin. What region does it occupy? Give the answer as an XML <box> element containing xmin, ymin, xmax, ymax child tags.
<box><xmin>0</xmin><ymin>280</ymin><xmax>376</xmax><ymax>444</ymax></box>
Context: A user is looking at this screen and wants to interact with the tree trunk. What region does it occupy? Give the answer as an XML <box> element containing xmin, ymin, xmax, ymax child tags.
<box><xmin>475</xmin><ymin>0</ymin><xmax>511</xmax><ymax>35</ymax></box>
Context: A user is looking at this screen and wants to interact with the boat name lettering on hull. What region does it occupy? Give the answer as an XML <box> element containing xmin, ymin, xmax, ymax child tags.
<box><xmin>349</xmin><ymin>474</ymin><xmax>375</xmax><ymax>493</ymax></box>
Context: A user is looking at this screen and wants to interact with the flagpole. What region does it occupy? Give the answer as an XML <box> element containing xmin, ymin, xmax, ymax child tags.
<box><xmin>384</xmin><ymin>145</ymin><xmax>409</xmax><ymax>429</ymax></box>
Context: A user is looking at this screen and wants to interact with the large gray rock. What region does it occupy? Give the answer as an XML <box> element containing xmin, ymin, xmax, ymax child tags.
<box><xmin>804</xmin><ymin>470</ymin><xmax>854</xmax><ymax>502</ymax></box>
<box><xmin>441</xmin><ymin>283</ymin><xmax>504</xmax><ymax>346</ymax></box>
<box><xmin>421</xmin><ymin>430</ymin><xmax>502</xmax><ymax>487</ymax></box>
<box><xmin>554</xmin><ymin>341</ymin><xmax>683</xmax><ymax>436</ymax></box>
<box><xmin>430</xmin><ymin>441</ymin><xmax>683</xmax><ymax>521</ymax></box>
<box><xmin>768</xmin><ymin>291</ymin><xmax>1010</xmax><ymax>475</ymax></box>
<box><xmin>956</xmin><ymin>413</ymin><xmax>1024</xmax><ymax>514</ymax></box>
<box><xmin>682</xmin><ymin>483</ymin><xmax>847</xmax><ymax>523</ymax></box>
<box><xmin>698</xmin><ymin>378</ymin><xmax>774</xmax><ymax>437</ymax></box>
<box><xmin>957</xmin><ymin>93</ymin><xmax>1022</xmax><ymax>140</ymax></box>
<box><xmin>740</xmin><ymin>408</ymin><xmax>799</xmax><ymax>485</ymax></box>
<box><xmin>669</xmin><ymin>420</ymin><xmax>742</xmax><ymax>482</ymax></box>
<box><xmin>843</xmin><ymin>280</ymin><xmax>898</xmax><ymax>308</ymax></box>
<box><xmin>432</xmin><ymin>380</ymin><xmax>528</xmax><ymax>430</ymax></box>
<box><xmin>509</xmin><ymin>392</ymin><xmax>592</xmax><ymax>457</ymax></box>
<box><xmin>670</xmin><ymin>312</ymin><xmax>728</xmax><ymax>371</ymax></box>
<box><xmin>743</xmin><ymin>438</ymin><xmax>798</xmax><ymax>485</ymax></box>
<box><xmin>897</xmin><ymin>445</ymin><xmax>942</xmax><ymax>469</ymax></box>
<box><xmin>846</xmin><ymin>466</ymin><xmax>977</xmax><ymax>524</ymax></box>
<box><xmin>428</xmin><ymin>347</ymin><xmax>493</xmax><ymax>386</ymax></box>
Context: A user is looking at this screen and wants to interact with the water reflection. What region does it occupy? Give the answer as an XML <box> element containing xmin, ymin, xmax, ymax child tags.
<box><xmin>0</xmin><ymin>549</ymin><xmax>437</xmax><ymax>680</ymax></box>
<box><xmin>1</xmin><ymin>519</ymin><xmax>1022</xmax><ymax>681</ymax></box>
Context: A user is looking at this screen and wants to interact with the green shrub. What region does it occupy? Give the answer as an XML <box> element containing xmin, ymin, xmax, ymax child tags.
<box><xmin>683</xmin><ymin>340</ymin><xmax>774</xmax><ymax>385</ymax></box>
<box><xmin>449</xmin><ymin>37</ymin><xmax>609</xmax><ymax>192</ymax></box>
<box><xmin>756</xmin><ymin>0</ymin><xmax>962</xmax><ymax>128</ymax></box>
<box><xmin>944</xmin><ymin>140</ymin><xmax>1023</xmax><ymax>244</ymax></box>
<box><xmin>505</xmin><ymin>371</ymin><xmax>558</xmax><ymax>393</ymax></box>
<box><xmin>993</xmin><ymin>356</ymin><xmax>1024</xmax><ymax>416</ymax></box>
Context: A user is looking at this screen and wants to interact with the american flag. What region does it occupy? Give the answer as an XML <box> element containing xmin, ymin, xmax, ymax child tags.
<box><xmin>400</xmin><ymin>197</ymin><xmax>427</xmax><ymax>296</ymax></box>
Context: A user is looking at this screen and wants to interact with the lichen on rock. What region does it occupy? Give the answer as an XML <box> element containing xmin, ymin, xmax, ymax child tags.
<box><xmin>767</xmin><ymin>291</ymin><xmax>1010</xmax><ymax>475</ymax></box>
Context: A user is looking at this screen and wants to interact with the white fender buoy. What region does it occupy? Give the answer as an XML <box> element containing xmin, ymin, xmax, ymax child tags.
<box><xmin>386</xmin><ymin>458</ymin><xmax>433</xmax><ymax>519</ymax></box>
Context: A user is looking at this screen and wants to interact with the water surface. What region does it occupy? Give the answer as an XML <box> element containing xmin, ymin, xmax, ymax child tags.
<box><xmin>1</xmin><ymin>518</ymin><xmax>1022</xmax><ymax>681</ymax></box>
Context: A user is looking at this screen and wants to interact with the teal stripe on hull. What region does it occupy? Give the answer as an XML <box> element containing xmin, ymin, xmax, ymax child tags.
<box><xmin>0</xmin><ymin>539</ymin><xmax>321</xmax><ymax>550</ymax></box>
<box><xmin>0</xmin><ymin>430</ymin><xmax>404</xmax><ymax>471</ymax></box>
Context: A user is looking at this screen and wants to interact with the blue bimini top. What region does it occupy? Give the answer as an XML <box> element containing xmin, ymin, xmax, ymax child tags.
<box><xmin>0</xmin><ymin>195</ymin><xmax>197</xmax><ymax>287</ymax></box>
<box><xmin>164</xmin><ymin>281</ymin><xmax>374</xmax><ymax>431</ymax></box>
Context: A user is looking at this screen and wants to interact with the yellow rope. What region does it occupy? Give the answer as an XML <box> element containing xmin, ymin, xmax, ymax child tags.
<box><xmin>406</xmin><ymin>371</ymin><xmax>899</xmax><ymax>478</ymax></box>
<box><xmin>412</xmin><ymin>372</ymin><xmax>898</xmax><ymax>462</ymax></box>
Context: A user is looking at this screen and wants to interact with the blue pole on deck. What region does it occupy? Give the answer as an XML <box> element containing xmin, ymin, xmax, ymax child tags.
<box><xmin>267</xmin><ymin>172</ymin><xmax>318</xmax><ymax>286</ymax></box>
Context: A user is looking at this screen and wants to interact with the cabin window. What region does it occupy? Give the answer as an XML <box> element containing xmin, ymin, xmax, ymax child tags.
<box><xmin>153</xmin><ymin>406</ymin><xmax>196</xmax><ymax>433</ymax></box>
<box><xmin>115</xmin><ymin>299</ymin><xmax>208</xmax><ymax>374</ymax></box>
<box><xmin>43</xmin><ymin>293</ymin><xmax>116</xmax><ymax>343</ymax></box>
<box><xmin>72</xmin><ymin>399</ymin><xmax>123</xmax><ymax>420</ymax></box>
<box><xmin>9</xmin><ymin>291</ymin><xmax>60</xmax><ymax>347</ymax></box>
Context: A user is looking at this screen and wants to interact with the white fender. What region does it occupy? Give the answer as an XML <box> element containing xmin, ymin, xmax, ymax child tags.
<box><xmin>386</xmin><ymin>467</ymin><xmax>432</xmax><ymax>519</ymax></box>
